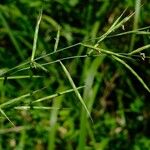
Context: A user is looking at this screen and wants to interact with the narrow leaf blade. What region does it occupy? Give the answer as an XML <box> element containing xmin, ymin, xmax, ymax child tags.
<box><xmin>59</xmin><ymin>61</ymin><xmax>93</xmax><ymax>122</ymax></box>
<box><xmin>113</xmin><ymin>55</ymin><xmax>150</xmax><ymax>93</ymax></box>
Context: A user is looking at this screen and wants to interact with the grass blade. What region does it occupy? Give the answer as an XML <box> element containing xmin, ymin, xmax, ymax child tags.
<box><xmin>0</xmin><ymin>86</ymin><xmax>84</xmax><ymax>108</ymax></box>
<box><xmin>0</xmin><ymin>75</ymin><xmax>42</xmax><ymax>80</ymax></box>
<box><xmin>54</xmin><ymin>26</ymin><xmax>61</xmax><ymax>52</ymax></box>
<box><xmin>78</xmin><ymin>57</ymin><xmax>104</xmax><ymax>150</ymax></box>
<box><xmin>0</xmin><ymin>109</ymin><xmax>15</xmax><ymax>127</ymax></box>
<box><xmin>59</xmin><ymin>61</ymin><xmax>93</xmax><ymax>122</ymax></box>
<box><xmin>48</xmin><ymin>87</ymin><xmax>63</xmax><ymax>150</ymax></box>
<box><xmin>112</xmin><ymin>55</ymin><xmax>150</xmax><ymax>92</ymax></box>
<box><xmin>32</xmin><ymin>86</ymin><xmax>84</xmax><ymax>103</ymax></box>
<box><xmin>0</xmin><ymin>93</ymin><xmax>30</xmax><ymax>109</ymax></box>
<box><xmin>0</xmin><ymin>87</ymin><xmax>46</xmax><ymax>108</ymax></box>
<box><xmin>97</xmin><ymin>9</ymin><xmax>135</xmax><ymax>45</ymax></box>
<box><xmin>130</xmin><ymin>0</ymin><xmax>141</xmax><ymax>51</ymax></box>
<box><xmin>129</xmin><ymin>44</ymin><xmax>150</xmax><ymax>55</ymax></box>
<box><xmin>96</xmin><ymin>9</ymin><xmax>127</xmax><ymax>44</ymax></box>
<box><xmin>81</xmin><ymin>43</ymin><xmax>128</xmax><ymax>59</ymax></box>
<box><xmin>14</xmin><ymin>106</ymin><xmax>60</xmax><ymax>110</ymax></box>
<box><xmin>31</xmin><ymin>9</ymin><xmax>42</xmax><ymax>62</ymax></box>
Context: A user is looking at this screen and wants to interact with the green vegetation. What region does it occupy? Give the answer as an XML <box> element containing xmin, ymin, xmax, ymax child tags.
<box><xmin>0</xmin><ymin>0</ymin><xmax>150</xmax><ymax>149</ymax></box>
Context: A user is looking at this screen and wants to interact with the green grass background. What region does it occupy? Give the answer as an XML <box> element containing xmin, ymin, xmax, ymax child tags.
<box><xmin>0</xmin><ymin>0</ymin><xmax>150</xmax><ymax>149</ymax></box>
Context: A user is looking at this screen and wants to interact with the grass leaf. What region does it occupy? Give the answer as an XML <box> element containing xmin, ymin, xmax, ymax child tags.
<box><xmin>59</xmin><ymin>61</ymin><xmax>93</xmax><ymax>122</ymax></box>
<box><xmin>96</xmin><ymin>8</ymin><xmax>127</xmax><ymax>44</ymax></box>
<box><xmin>129</xmin><ymin>44</ymin><xmax>150</xmax><ymax>55</ymax></box>
<box><xmin>32</xmin><ymin>86</ymin><xmax>85</xmax><ymax>103</ymax></box>
<box><xmin>112</xmin><ymin>55</ymin><xmax>150</xmax><ymax>93</ymax></box>
<box><xmin>31</xmin><ymin>9</ymin><xmax>42</xmax><ymax>62</ymax></box>
<box><xmin>0</xmin><ymin>109</ymin><xmax>15</xmax><ymax>127</ymax></box>
<box><xmin>0</xmin><ymin>75</ymin><xmax>42</xmax><ymax>80</ymax></box>
<box><xmin>14</xmin><ymin>106</ymin><xmax>60</xmax><ymax>110</ymax></box>
<box><xmin>54</xmin><ymin>26</ymin><xmax>61</xmax><ymax>52</ymax></box>
<box><xmin>130</xmin><ymin>0</ymin><xmax>141</xmax><ymax>51</ymax></box>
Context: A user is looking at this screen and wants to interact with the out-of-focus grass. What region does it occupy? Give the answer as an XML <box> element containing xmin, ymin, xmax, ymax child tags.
<box><xmin>0</xmin><ymin>0</ymin><xmax>150</xmax><ymax>150</ymax></box>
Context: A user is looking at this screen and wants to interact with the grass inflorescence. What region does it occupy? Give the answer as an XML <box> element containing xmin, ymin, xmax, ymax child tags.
<box><xmin>0</xmin><ymin>1</ymin><xmax>150</xmax><ymax>149</ymax></box>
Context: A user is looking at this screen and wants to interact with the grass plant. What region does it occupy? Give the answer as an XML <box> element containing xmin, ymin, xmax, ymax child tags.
<box><xmin>0</xmin><ymin>1</ymin><xmax>150</xmax><ymax>149</ymax></box>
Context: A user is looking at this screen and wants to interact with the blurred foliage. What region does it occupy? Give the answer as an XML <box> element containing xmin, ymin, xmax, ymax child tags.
<box><xmin>0</xmin><ymin>0</ymin><xmax>150</xmax><ymax>149</ymax></box>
